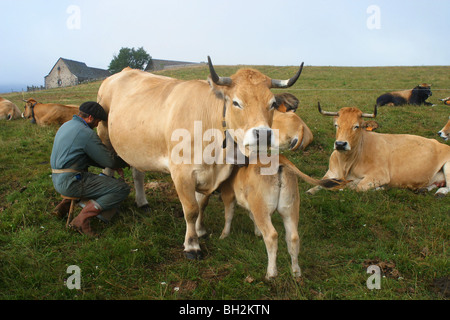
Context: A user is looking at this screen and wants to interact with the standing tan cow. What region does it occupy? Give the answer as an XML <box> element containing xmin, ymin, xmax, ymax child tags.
<box><xmin>438</xmin><ymin>116</ymin><xmax>450</xmax><ymax>141</ymax></box>
<box><xmin>307</xmin><ymin>104</ymin><xmax>450</xmax><ymax>197</ymax></box>
<box><xmin>22</xmin><ymin>98</ymin><xmax>79</xmax><ymax>126</ymax></box>
<box><xmin>0</xmin><ymin>97</ymin><xmax>22</xmax><ymax>120</ymax></box>
<box><xmin>97</xmin><ymin>57</ymin><xmax>304</xmax><ymax>259</ymax></box>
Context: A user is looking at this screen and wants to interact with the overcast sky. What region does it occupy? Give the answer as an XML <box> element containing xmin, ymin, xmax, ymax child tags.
<box><xmin>1</xmin><ymin>0</ymin><xmax>449</xmax><ymax>92</ymax></box>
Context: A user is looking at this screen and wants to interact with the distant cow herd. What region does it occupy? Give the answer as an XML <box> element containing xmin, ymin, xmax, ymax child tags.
<box><xmin>2</xmin><ymin>59</ymin><xmax>449</xmax><ymax>279</ymax></box>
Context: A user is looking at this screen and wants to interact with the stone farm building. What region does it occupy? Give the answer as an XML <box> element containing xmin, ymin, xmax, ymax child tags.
<box><xmin>45</xmin><ymin>58</ymin><xmax>111</xmax><ymax>89</ymax></box>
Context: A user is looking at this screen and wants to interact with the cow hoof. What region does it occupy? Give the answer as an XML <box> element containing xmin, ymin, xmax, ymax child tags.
<box><xmin>184</xmin><ymin>250</ymin><xmax>202</xmax><ymax>260</ymax></box>
<box><xmin>138</xmin><ymin>204</ymin><xmax>152</xmax><ymax>213</ymax></box>
<box><xmin>434</xmin><ymin>192</ymin><xmax>446</xmax><ymax>199</ymax></box>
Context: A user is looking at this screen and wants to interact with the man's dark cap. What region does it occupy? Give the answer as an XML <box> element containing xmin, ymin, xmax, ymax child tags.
<box><xmin>79</xmin><ymin>101</ymin><xmax>108</xmax><ymax>121</ymax></box>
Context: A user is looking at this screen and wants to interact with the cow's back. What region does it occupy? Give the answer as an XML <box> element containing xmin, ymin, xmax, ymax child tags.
<box><xmin>97</xmin><ymin>68</ymin><xmax>222</xmax><ymax>172</ymax></box>
<box><xmin>364</xmin><ymin>133</ymin><xmax>450</xmax><ymax>188</ymax></box>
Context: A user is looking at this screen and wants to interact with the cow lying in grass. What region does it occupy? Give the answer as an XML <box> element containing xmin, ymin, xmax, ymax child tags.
<box><xmin>376</xmin><ymin>83</ymin><xmax>433</xmax><ymax>106</ymax></box>
<box><xmin>307</xmin><ymin>104</ymin><xmax>450</xmax><ymax>197</ymax></box>
<box><xmin>0</xmin><ymin>97</ymin><xmax>22</xmax><ymax>120</ymax></box>
<box><xmin>22</xmin><ymin>98</ymin><xmax>79</xmax><ymax>126</ymax></box>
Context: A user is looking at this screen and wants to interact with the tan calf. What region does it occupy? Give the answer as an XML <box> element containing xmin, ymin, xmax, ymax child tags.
<box><xmin>218</xmin><ymin>155</ymin><xmax>346</xmax><ymax>279</ymax></box>
<box><xmin>22</xmin><ymin>98</ymin><xmax>79</xmax><ymax>126</ymax></box>
<box><xmin>0</xmin><ymin>97</ymin><xmax>22</xmax><ymax>120</ymax></box>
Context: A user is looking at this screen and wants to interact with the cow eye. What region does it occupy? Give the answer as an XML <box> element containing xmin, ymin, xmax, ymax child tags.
<box><xmin>232</xmin><ymin>101</ymin><xmax>242</xmax><ymax>109</ymax></box>
<box><xmin>354</xmin><ymin>125</ymin><xmax>360</xmax><ymax>130</ymax></box>
<box><xmin>269</xmin><ymin>102</ymin><xmax>277</xmax><ymax>110</ymax></box>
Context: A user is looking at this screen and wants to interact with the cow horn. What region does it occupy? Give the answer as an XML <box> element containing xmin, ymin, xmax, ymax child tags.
<box><xmin>271</xmin><ymin>62</ymin><xmax>304</xmax><ymax>88</ymax></box>
<box><xmin>361</xmin><ymin>105</ymin><xmax>378</xmax><ymax>118</ymax></box>
<box><xmin>318</xmin><ymin>102</ymin><xmax>339</xmax><ymax>116</ymax></box>
<box><xmin>207</xmin><ymin>56</ymin><xmax>232</xmax><ymax>86</ymax></box>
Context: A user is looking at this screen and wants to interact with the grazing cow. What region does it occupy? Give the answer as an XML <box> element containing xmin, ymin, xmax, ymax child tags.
<box><xmin>376</xmin><ymin>84</ymin><xmax>433</xmax><ymax>106</ymax></box>
<box><xmin>307</xmin><ymin>104</ymin><xmax>450</xmax><ymax>197</ymax></box>
<box><xmin>22</xmin><ymin>98</ymin><xmax>79</xmax><ymax>126</ymax></box>
<box><xmin>96</xmin><ymin>57</ymin><xmax>304</xmax><ymax>259</ymax></box>
<box><xmin>272</xmin><ymin>93</ymin><xmax>313</xmax><ymax>150</ymax></box>
<box><xmin>218</xmin><ymin>155</ymin><xmax>345</xmax><ymax>279</ymax></box>
<box><xmin>0</xmin><ymin>97</ymin><xmax>22</xmax><ymax>120</ymax></box>
<box><xmin>438</xmin><ymin>116</ymin><xmax>450</xmax><ymax>141</ymax></box>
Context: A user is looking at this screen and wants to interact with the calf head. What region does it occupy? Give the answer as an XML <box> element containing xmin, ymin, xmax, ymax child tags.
<box><xmin>318</xmin><ymin>104</ymin><xmax>377</xmax><ymax>152</ymax></box>
<box><xmin>207</xmin><ymin>56</ymin><xmax>303</xmax><ymax>153</ymax></box>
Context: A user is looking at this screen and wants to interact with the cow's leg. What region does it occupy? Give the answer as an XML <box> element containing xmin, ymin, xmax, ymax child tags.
<box><xmin>435</xmin><ymin>162</ymin><xmax>450</xmax><ymax>197</ymax></box>
<box><xmin>171</xmin><ymin>172</ymin><xmax>202</xmax><ymax>259</ymax></box>
<box><xmin>278</xmin><ymin>186</ymin><xmax>301</xmax><ymax>278</ymax></box>
<box><xmin>195</xmin><ymin>192</ymin><xmax>209</xmax><ymax>238</ymax></box>
<box><xmin>219</xmin><ymin>185</ymin><xmax>236</xmax><ymax>239</ymax></box>
<box><xmin>132</xmin><ymin>167</ymin><xmax>150</xmax><ymax>209</ymax></box>
<box><xmin>356</xmin><ymin>175</ymin><xmax>389</xmax><ymax>192</ymax></box>
<box><xmin>253</xmin><ymin>210</ymin><xmax>278</xmax><ymax>279</ymax></box>
<box><xmin>248</xmin><ymin>204</ymin><xmax>278</xmax><ymax>279</ymax></box>
<box><xmin>248</xmin><ymin>212</ymin><xmax>262</xmax><ymax>237</ymax></box>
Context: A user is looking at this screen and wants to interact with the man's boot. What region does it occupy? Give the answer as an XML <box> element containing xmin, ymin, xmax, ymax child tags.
<box><xmin>69</xmin><ymin>200</ymin><xmax>102</xmax><ymax>236</ymax></box>
<box><xmin>52</xmin><ymin>198</ymin><xmax>72</xmax><ymax>218</ymax></box>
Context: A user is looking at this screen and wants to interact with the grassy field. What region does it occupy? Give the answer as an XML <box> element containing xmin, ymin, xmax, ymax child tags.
<box><xmin>0</xmin><ymin>64</ymin><xmax>448</xmax><ymax>301</ymax></box>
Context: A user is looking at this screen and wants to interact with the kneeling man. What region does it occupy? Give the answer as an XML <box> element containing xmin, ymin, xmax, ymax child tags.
<box><xmin>50</xmin><ymin>101</ymin><xmax>130</xmax><ymax>236</ymax></box>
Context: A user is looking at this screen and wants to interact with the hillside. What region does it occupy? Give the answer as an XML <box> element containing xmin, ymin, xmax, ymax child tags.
<box><xmin>0</xmin><ymin>65</ymin><xmax>449</xmax><ymax>300</ymax></box>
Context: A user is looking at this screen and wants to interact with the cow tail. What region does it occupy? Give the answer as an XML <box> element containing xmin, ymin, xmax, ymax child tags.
<box><xmin>280</xmin><ymin>156</ymin><xmax>348</xmax><ymax>190</ymax></box>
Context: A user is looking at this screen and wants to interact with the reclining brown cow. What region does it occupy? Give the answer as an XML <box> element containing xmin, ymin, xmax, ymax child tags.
<box><xmin>307</xmin><ymin>104</ymin><xmax>450</xmax><ymax>197</ymax></box>
<box><xmin>22</xmin><ymin>98</ymin><xmax>79</xmax><ymax>126</ymax></box>
<box><xmin>0</xmin><ymin>97</ymin><xmax>22</xmax><ymax>120</ymax></box>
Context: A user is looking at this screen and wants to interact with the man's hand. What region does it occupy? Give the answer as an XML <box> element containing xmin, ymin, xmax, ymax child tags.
<box><xmin>114</xmin><ymin>168</ymin><xmax>125</xmax><ymax>180</ymax></box>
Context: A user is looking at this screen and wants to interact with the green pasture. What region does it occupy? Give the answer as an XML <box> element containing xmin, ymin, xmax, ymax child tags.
<box><xmin>0</xmin><ymin>65</ymin><xmax>448</xmax><ymax>300</ymax></box>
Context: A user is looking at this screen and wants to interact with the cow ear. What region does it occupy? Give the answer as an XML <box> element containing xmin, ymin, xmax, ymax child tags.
<box><xmin>274</xmin><ymin>93</ymin><xmax>299</xmax><ymax>113</ymax></box>
<box><xmin>276</xmin><ymin>102</ymin><xmax>288</xmax><ymax>113</ymax></box>
<box><xmin>208</xmin><ymin>77</ymin><xmax>229</xmax><ymax>100</ymax></box>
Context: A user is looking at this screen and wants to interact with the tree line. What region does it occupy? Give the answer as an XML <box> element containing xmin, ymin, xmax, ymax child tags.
<box><xmin>108</xmin><ymin>47</ymin><xmax>153</xmax><ymax>74</ymax></box>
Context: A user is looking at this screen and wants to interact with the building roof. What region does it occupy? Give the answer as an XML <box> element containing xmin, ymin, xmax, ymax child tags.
<box><xmin>46</xmin><ymin>58</ymin><xmax>110</xmax><ymax>80</ymax></box>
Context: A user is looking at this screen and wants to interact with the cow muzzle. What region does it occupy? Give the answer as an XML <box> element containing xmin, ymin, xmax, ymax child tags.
<box><xmin>334</xmin><ymin>140</ymin><xmax>350</xmax><ymax>151</ymax></box>
<box><xmin>438</xmin><ymin>131</ymin><xmax>448</xmax><ymax>141</ymax></box>
<box><xmin>243</xmin><ymin>127</ymin><xmax>274</xmax><ymax>150</ymax></box>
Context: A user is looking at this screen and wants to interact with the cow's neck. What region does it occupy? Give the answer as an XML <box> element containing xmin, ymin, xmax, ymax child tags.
<box><xmin>336</xmin><ymin>134</ymin><xmax>365</xmax><ymax>177</ymax></box>
<box><xmin>30</xmin><ymin>102</ymin><xmax>40</xmax><ymax>123</ymax></box>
